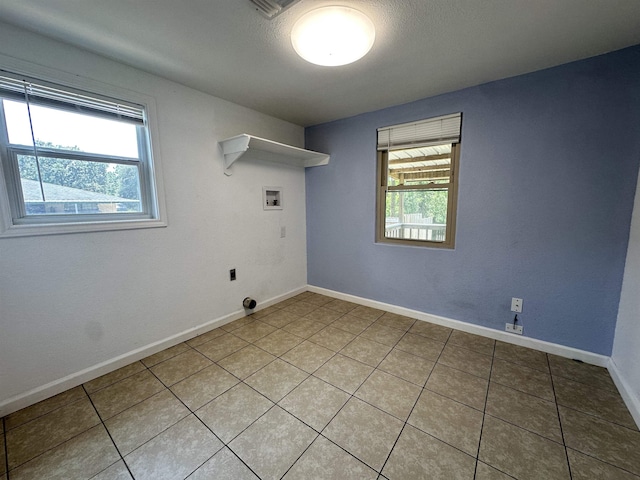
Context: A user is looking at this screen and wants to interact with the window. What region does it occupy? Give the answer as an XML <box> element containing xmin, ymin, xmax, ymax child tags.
<box><xmin>0</xmin><ymin>70</ymin><xmax>164</xmax><ymax>236</ymax></box>
<box><xmin>376</xmin><ymin>113</ymin><xmax>461</xmax><ymax>248</ymax></box>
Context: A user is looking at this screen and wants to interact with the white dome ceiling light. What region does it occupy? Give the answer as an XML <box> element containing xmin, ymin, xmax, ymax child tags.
<box><xmin>291</xmin><ymin>6</ymin><xmax>375</xmax><ymax>67</ymax></box>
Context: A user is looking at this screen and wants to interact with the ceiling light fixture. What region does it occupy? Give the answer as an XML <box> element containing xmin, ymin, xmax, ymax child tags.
<box><xmin>291</xmin><ymin>6</ymin><xmax>375</xmax><ymax>67</ymax></box>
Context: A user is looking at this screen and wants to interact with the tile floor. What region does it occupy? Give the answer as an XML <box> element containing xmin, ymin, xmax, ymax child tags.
<box><xmin>2</xmin><ymin>291</ymin><xmax>640</xmax><ymax>479</ymax></box>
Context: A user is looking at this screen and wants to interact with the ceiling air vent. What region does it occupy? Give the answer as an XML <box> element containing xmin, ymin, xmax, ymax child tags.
<box><xmin>249</xmin><ymin>0</ymin><xmax>302</xmax><ymax>19</ymax></box>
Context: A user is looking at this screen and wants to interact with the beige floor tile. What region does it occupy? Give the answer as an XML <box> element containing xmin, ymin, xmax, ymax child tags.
<box><xmin>303</xmin><ymin>306</ymin><xmax>343</xmax><ymax>324</ymax></box>
<box><xmin>125</xmin><ymin>415</ymin><xmax>222</xmax><ymax>480</ymax></box>
<box><xmin>330</xmin><ymin>314</ymin><xmax>376</xmax><ymax>335</ymax></box>
<box><xmin>196</xmin><ymin>383</ymin><xmax>273</xmax><ymax>443</ymax></box>
<box><xmin>292</xmin><ymin>292</ymin><xmax>315</xmax><ymax>301</ymax></box>
<box><xmin>9</xmin><ymin>425</ymin><xmax>118</xmax><ymax>480</ymax></box>
<box><xmin>375</xmin><ymin>312</ymin><xmax>416</xmax><ymax>331</ymax></box>
<box><xmin>314</xmin><ymin>354</ymin><xmax>373</xmax><ymax>394</ymax></box>
<box><xmin>254</xmin><ymin>329</ymin><xmax>303</xmax><ymax>356</ymax></box>
<box><xmin>7</xmin><ymin>396</ymin><xmax>101</xmax><ymax>468</ymax></box>
<box><xmin>276</xmin><ymin>297</ymin><xmax>302</xmax><ymax>308</ymax></box>
<box><xmin>245</xmin><ymin>359</ymin><xmax>309</xmax><ymax>402</ymax></box>
<box><xmin>84</xmin><ymin>362</ymin><xmax>146</xmax><ymax>395</ymax></box>
<box><xmin>141</xmin><ymin>343</ymin><xmax>190</xmax><ymax>368</ymax></box>
<box><xmin>260</xmin><ymin>310</ymin><xmax>300</xmax><ymax>328</ymax></box>
<box><xmin>491</xmin><ymin>358</ymin><xmax>554</xmax><ymax>401</ymax></box>
<box><xmin>186</xmin><ymin>327</ymin><xmax>226</xmax><ymax>347</ymax></box>
<box><xmin>194</xmin><ymin>333</ymin><xmax>249</xmax><ymax>361</ymax></box>
<box><xmin>548</xmin><ymin>355</ymin><xmax>616</xmax><ymax>391</ymax></box>
<box><xmin>360</xmin><ymin>323</ymin><xmax>405</xmax><ymax>347</ymax></box>
<box><xmin>221</xmin><ymin>317</ymin><xmax>255</xmax><ymax>333</ymax></box>
<box><xmin>105</xmin><ymin>390</ymin><xmax>190</xmax><ymax>455</ymax></box>
<box><xmin>323</xmin><ymin>299</ymin><xmax>359</xmax><ymax>313</ymax></box>
<box><xmin>150</xmin><ymin>349</ymin><xmax>213</xmax><ymax>386</ymax></box>
<box><xmin>426</xmin><ymin>363</ymin><xmax>488</xmax><ymax>411</ymax></box>
<box><xmin>448</xmin><ymin>330</ymin><xmax>495</xmax><ymax>356</ymax></box>
<box><xmin>479</xmin><ymin>416</ymin><xmax>570</xmax><ymax>480</ymax></box>
<box><xmin>408</xmin><ymin>389</ymin><xmax>483</xmax><ymax>456</ymax></box>
<box><xmin>395</xmin><ymin>332</ymin><xmax>444</xmax><ymax>360</ymax></box>
<box><xmin>189</xmin><ymin>447</ymin><xmax>259</xmax><ymax>480</ymax></box>
<box><xmin>554</xmin><ymin>375</ymin><xmax>636</xmax><ymax>429</ymax></box>
<box><xmin>91</xmin><ymin>460</ymin><xmax>133</xmax><ymax>480</ymax></box>
<box><xmin>281</xmin><ymin>340</ymin><xmax>335</xmax><ymax>373</ymax></box>
<box><xmin>567</xmin><ymin>448</ymin><xmax>640</xmax><ymax>480</ymax></box>
<box><xmin>355</xmin><ymin>370</ymin><xmax>421</xmax><ymax>420</ymax></box>
<box><xmin>5</xmin><ymin>386</ymin><xmax>87</xmax><ymax>430</ymax></box>
<box><xmin>283</xmin><ymin>318</ymin><xmax>327</xmax><ymax>338</ymax></box>
<box><xmin>475</xmin><ymin>462</ymin><xmax>513</xmax><ymax>479</ymax></box>
<box><xmin>170</xmin><ymin>363</ymin><xmax>239</xmax><ymax>410</ymax></box>
<box><xmin>408</xmin><ymin>321</ymin><xmax>453</xmax><ymax>343</ymax></box>
<box><xmin>324</xmin><ymin>397</ymin><xmax>403</xmax><ymax>471</ymax></box>
<box><xmin>494</xmin><ymin>342</ymin><xmax>549</xmax><ymax>372</ymax></box>
<box><xmin>438</xmin><ymin>343</ymin><xmax>492</xmax><ymax>378</ymax></box>
<box><xmin>90</xmin><ymin>370</ymin><xmax>165</xmax><ymax>420</ymax></box>
<box><xmin>217</xmin><ymin>345</ymin><xmax>276</xmax><ymax>379</ymax></box>
<box><xmin>303</xmin><ymin>293</ymin><xmax>335</xmax><ymax>307</ymax></box>
<box><xmin>378</xmin><ymin>348</ymin><xmax>435</xmax><ymax>386</ymax></box>
<box><xmin>486</xmin><ymin>382</ymin><xmax>562</xmax><ymax>443</ymax></box>
<box><xmin>232</xmin><ymin>320</ymin><xmax>278</xmax><ymax>343</ymax></box>
<box><xmin>279</xmin><ymin>376</ymin><xmax>350</xmax><ymax>431</ymax></box>
<box><xmin>282</xmin><ymin>301</ymin><xmax>318</xmax><ymax>316</ymax></box>
<box><xmin>349</xmin><ymin>305</ymin><xmax>385</xmax><ymax>322</ymax></box>
<box><xmin>560</xmin><ymin>406</ymin><xmax>640</xmax><ymax>475</ymax></box>
<box><xmin>308</xmin><ymin>326</ymin><xmax>356</xmax><ymax>351</ymax></box>
<box><xmin>283</xmin><ymin>435</ymin><xmax>377</xmax><ymax>480</ymax></box>
<box><xmin>229</xmin><ymin>406</ymin><xmax>317</xmax><ymax>480</ymax></box>
<box><xmin>382</xmin><ymin>424</ymin><xmax>476</xmax><ymax>479</ymax></box>
<box><xmin>249</xmin><ymin>305</ymin><xmax>280</xmax><ymax>320</ymax></box>
<box><xmin>340</xmin><ymin>336</ymin><xmax>392</xmax><ymax>367</ymax></box>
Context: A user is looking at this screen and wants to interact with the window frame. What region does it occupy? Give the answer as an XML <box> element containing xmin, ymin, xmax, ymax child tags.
<box><xmin>376</xmin><ymin>121</ymin><xmax>461</xmax><ymax>249</ymax></box>
<box><xmin>0</xmin><ymin>63</ymin><xmax>166</xmax><ymax>238</ymax></box>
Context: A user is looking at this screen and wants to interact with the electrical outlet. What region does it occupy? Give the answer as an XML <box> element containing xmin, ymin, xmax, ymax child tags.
<box><xmin>281</xmin><ymin>226</ymin><xmax>286</xmax><ymax>238</ymax></box>
<box><xmin>230</xmin><ymin>269</ymin><xmax>236</xmax><ymax>281</ymax></box>
<box><xmin>505</xmin><ymin>322</ymin><xmax>523</xmax><ymax>335</ymax></box>
<box><xmin>511</xmin><ymin>297</ymin><xmax>523</xmax><ymax>313</ymax></box>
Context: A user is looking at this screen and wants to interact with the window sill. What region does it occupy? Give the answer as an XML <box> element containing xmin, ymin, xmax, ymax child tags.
<box><xmin>375</xmin><ymin>237</ymin><xmax>455</xmax><ymax>250</ymax></box>
<box><xmin>0</xmin><ymin>217</ymin><xmax>167</xmax><ymax>238</ymax></box>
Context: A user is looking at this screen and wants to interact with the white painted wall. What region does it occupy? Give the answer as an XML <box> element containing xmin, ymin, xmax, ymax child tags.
<box><xmin>612</xmin><ymin>166</ymin><xmax>640</xmax><ymax>426</ymax></box>
<box><xmin>0</xmin><ymin>23</ymin><xmax>308</xmax><ymax>409</ymax></box>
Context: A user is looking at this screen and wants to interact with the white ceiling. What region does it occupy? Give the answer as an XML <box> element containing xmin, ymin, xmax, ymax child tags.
<box><xmin>1</xmin><ymin>0</ymin><xmax>639</xmax><ymax>127</ymax></box>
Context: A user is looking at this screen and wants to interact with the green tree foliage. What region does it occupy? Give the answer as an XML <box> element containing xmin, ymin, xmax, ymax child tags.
<box><xmin>18</xmin><ymin>141</ymin><xmax>140</xmax><ymax>200</ymax></box>
<box><xmin>386</xmin><ymin>189</ymin><xmax>448</xmax><ymax>224</ymax></box>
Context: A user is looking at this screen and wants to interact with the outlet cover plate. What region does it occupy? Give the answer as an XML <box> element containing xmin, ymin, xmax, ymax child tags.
<box><xmin>505</xmin><ymin>323</ymin><xmax>523</xmax><ymax>335</ymax></box>
<box><xmin>511</xmin><ymin>297</ymin><xmax>523</xmax><ymax>313</ymax></box>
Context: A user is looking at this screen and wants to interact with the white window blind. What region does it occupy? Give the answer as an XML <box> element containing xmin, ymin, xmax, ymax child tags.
<box><xmin>377</xmin><ymin>113</ymin><xmax>462</xmax><ymax>150</ymax></box>
<box><xmin>0</xmin><ymin>71</ymin><xmax>145</xmax><ymax>125</ymax></box>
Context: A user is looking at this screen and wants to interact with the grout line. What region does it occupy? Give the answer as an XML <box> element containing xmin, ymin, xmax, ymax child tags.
<box><xmin>82</xmin><ymin>384</ymin><xmax>136</xmax><ymax>480</ymax></box>
<box><xmin>377</xmin><ymin>327</ymin><xmax>449</xmax><ymax>476</ymax></box>
<box><xmin>547</xmin><ymin>354</ymin><xmax>573</xmax><ymax>480</ymax></box>
<box><xmin>474</xmin><ymin>340</ymin><xmax>496</xmax><ymax>480</ymax></box>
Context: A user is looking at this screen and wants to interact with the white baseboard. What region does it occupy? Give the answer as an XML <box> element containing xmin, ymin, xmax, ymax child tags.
<box><xmin>0</xmin><ymin>286</ymin><xmax>306</xmax><ymax>417</ymax></box>
<box><xmin>607</xmin><ymin>358</ymin><xmax>640</xmax><ymax>429</ymax></box>
<box><xmin>307</xmin><ymin>285</ymin><xmax>610</xmax><ymax>366</ymax></box>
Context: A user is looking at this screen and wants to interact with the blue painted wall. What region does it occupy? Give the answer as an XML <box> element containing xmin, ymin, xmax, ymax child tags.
<box><xmin>305</xmin><ymin>45</ymin><xmax>640</xmax><ymax>355</ymax></box>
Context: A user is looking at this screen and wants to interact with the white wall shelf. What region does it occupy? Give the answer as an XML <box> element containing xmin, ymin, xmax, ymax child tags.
<box><xmin>219</xmin><ymin>134</ymin><xmax>330</xmax><ymax>175</ymax></box>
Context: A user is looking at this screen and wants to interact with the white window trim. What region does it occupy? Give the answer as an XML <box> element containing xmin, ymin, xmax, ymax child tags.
<box><xmin>0</xmin><ymin>55</ymin><xmax>167</xmax><ymax>238</ymax></box>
